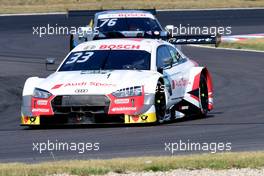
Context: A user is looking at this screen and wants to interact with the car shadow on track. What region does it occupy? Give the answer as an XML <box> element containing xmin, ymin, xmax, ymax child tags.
<box><xmin>23</xmin><ymin>123</ymin><xmax>157</xmax><ymax>130</ymax></box>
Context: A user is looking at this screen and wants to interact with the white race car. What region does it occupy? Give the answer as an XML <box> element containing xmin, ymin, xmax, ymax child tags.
<box><xmin>70</xmin><ymin>9</ymin><xmax>168</xmax><ymax>49</ymax></box>
<box><xmin>21</xmin><ymin>38</ymin><xmax>213</xmax><ymax>126</ymax></box>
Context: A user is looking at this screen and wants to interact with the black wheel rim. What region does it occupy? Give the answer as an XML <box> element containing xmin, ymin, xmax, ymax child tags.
<box><xmin>155</xmin><ymin>84</ymin><xmax>166</xmax><ymax>121</ymax></box>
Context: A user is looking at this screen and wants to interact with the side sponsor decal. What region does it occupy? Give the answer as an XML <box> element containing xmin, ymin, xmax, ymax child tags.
<box><xmin>124</xmin><ymin>113</ymin><xmax>157</xmax><ymax>124</ymax></box>
<box><xmin>21</xmin><ymin>115</ymin><xmax>40</xmax><ymax>125</ymax></box>
<box><xmin>172</xmin><ymin>78</ymin><xmax>189</xmax><ymax>89</ymax></box>
<box><xmin>107</xmin><ymin>87</ymin><xmax>145</xmax><ymax>115</ymax></box>
<box><xmin>51</xmin><ymin>81</ymin><xmax>116</xmax><ymax>90</ymax></box>
<box><xmin>31</xmin><ymin>96</ymin><xmax>55</xmax><ymax>116</ymax></box>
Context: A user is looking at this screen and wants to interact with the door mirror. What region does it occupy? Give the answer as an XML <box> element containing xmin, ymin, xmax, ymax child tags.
<box><xmin>165</xmin><ymin>25</ymin><xmax>174</xmax><ymax>37</ymax></box>
<box><xmin>45</xmin><ymin>57</ymin><xmax>57</xmax><ymax>71</ymax></box>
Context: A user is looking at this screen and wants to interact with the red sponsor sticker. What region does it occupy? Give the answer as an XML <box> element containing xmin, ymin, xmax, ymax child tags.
<box><xmin>132</xmin><ymin>115</ymin><xmax>139</xmax><ymax>122</ymax></box>
<box><xmin>107</xmin><ymin>87</ymin><xmax>145</xmax><ymax>115</ymax></box>
<box><xmin>99</xmin><ymin>44</ymin><xmax>140</xmax><ymax>50</ymax></box>
<box><xmin>31</xmin><ymin>96</ymin><xmax>55</xmax><ymax>116</ymax></box>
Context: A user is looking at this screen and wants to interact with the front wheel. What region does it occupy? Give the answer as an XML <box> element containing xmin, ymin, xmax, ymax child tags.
<box><xmin>155</xmin><ymin>81</ymin><xmax>166</xmax><ymax>123</ymax></box>
<box><xmin>199</xmin><ymin>75</ymin><xmax>209</xmax><ymax>117</ymax></box>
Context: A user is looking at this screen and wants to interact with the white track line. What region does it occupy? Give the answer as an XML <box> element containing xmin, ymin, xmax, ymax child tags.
<box><xmin>0</xmin><ymin>12</ymin><xmax>66</xmax><ymax>17</ymax></box>
<box><xmin>0</xmin><ymin>7</ymin><xmax>263</xmax><ymax>17</ymax></box>
<box><xmin>189</xmin><ymin>44</ymin><xmax>264</xmax><ymax>53</ymax></box>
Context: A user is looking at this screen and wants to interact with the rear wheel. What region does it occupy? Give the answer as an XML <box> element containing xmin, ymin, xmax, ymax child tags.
<box><xmin>199</xmin><ymin>75</ymin><xmax>209</xmax><ymax>117</ymax></box>
<box><xmin>155</xmin><ymin>81</ymin><xmax>166</xmax><ymax>123</ymax></box>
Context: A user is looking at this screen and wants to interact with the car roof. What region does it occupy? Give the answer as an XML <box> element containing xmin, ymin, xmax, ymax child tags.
<box><xmin>96</xmin><ymin>10</ymin><xmax>153</xmax><ymax>15</ymax></box>
<box><xmin>72</xmin><ymin>38</ymin><xmax>168</xmax><ymax>53</ymax></box>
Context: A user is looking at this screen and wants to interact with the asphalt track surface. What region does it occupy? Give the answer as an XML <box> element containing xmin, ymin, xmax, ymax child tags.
<box><xmin>0</xmin><ymin>9</ymin><xmax>264</xmax><ymax>162</ymax></box>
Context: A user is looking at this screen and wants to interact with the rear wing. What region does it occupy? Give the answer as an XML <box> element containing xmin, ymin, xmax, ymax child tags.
<box><xmin>168</xmin><ymin>34</ymin><xmax>221</xmax><ymax>47</ymax></box>
<box><xmin>93</xmin><ymin>31</ymin><xmax>221</xmax><ymax>47</ymax></box>
<box><xmin>67</xmin><ymin>9</ymin><xmax>156</xmax><ymax>18</ymax></box>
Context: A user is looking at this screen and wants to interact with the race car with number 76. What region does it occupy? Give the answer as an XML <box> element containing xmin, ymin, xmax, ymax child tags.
<box><xmin>21</xmin><ymin>37</ymin><xmax>214</xmax><ymax>126</ymax></box>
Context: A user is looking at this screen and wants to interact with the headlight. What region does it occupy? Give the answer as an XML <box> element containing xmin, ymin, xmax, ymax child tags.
<box><xmin>33</xmin><ymin>88</ymin><xmax>52</xmax><ymax>99</ymax></box>
<box><xmin>112</xmin><ymin>86</ymin><xmax>143</xmax><ymax>98</ymax></box>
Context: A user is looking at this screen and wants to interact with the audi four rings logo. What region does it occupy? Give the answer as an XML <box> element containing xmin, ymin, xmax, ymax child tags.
<box><xmin>75</xmin><ymin>89</ymin><xmax>88</xmax><ymax>93</ymax></box>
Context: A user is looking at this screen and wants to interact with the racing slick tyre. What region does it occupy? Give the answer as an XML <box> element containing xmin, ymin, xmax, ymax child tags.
<box><xmin>155</xmin><ymin>81</ymin><xmax>166</xmax><ymax>123</ymax></box>
<box><xmin>199</xmin><ymin>74</ymin><xmax>209</xmax><ymax>117</ymax></box>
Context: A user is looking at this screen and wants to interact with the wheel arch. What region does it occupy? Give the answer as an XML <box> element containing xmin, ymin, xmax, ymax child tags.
<box><xmin>22</xmin><ymin>77</ymin><xmax>44</xmax><ymax>96</ymax></box>
<box><xmin>183</xmin><ymin>66</ymin><xmax>214</xmax><ymax>112</ymax></box>
<box><xmin>201</xmin><ymin>67</ymin><xmax>214</xmax><ymax>111</ymax></box>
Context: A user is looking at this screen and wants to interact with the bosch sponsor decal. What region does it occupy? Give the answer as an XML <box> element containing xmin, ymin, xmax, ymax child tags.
<box><xmin>99</xmin><ymin>44</ymin><xmax>140</xmax><ymax>50</ymax></box>
<box><xmin>98</xmin><ymin>13</ymin><xmax>154</xmax><ymax>19</ymax></box>
<box><xmin>51</xmin><ymin>82</ymin><xmax>116</xmax><ymax>90</ymax></box>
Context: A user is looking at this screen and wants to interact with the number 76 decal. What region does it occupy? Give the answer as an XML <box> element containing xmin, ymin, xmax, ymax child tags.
<box><xmin>66</xmin><ymin>52</ymin><xmax>94</xmax><ymax>64</ymax></box>
<box><xmin>99</xmin><ymin>18</ymin><xmax>117</xmax><ymax>27</ymax></box>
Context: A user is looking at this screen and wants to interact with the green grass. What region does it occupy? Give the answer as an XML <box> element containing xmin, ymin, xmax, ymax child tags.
<box><xmin>1</xmin><ymin>152</ymin><xmax>264</xmax><ymax>176</ymax></box>
<box><xmin>0</xmin><ymin>0</ymin><xmax>264</xmax><ymax>14</ymax></box>
<box><xmin>219</xmin><ymin>38</ymin><xmax>264</xmax><ymax>51</ymax></box>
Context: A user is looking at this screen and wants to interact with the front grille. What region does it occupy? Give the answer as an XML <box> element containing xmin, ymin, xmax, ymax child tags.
<box><xmin>51</xmin><ymin>95</ymin><xmax>110</xmax><ymax>114</ymax></box>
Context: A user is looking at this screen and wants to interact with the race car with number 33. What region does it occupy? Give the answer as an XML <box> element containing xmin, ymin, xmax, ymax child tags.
<box><xmin>21</xmin><ymin>38</ymin><xmax>214</xmax><ymax>126</ymax></box>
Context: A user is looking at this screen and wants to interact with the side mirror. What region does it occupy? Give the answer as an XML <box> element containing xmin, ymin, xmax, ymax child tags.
<box><xmin>165</xmin><ymin>25</ymin><xmax>174</xmax><ymax>37</ymax></box>
<box><xmin>164</xmin><ymin>57</ymin><xmax>173</xmax><ymax>68</ymax></box>
<box><xmin>45</xmin><ymin>57</ymin><xmax>57</xmax><ymax>71</ymax></box>
<box><xmin>159</xmin><ymin>31</ymin><xmax>169</xmax><ymax>39</ymax></box>
<box><xmin>157</xmin><ymin>67</ymin><xmax>163</xmax><ymax>74</ymax></box>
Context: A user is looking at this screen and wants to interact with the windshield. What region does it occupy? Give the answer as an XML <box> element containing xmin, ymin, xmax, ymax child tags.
<box><xmin>59</xmin><ymin>50</ymin><xmax>151</xmax><ymax>71</ymax></box>
<box><xmin>97</xmin><ymin>18</ymin><xmax>162</xmax><ymax>32</ymax></box>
